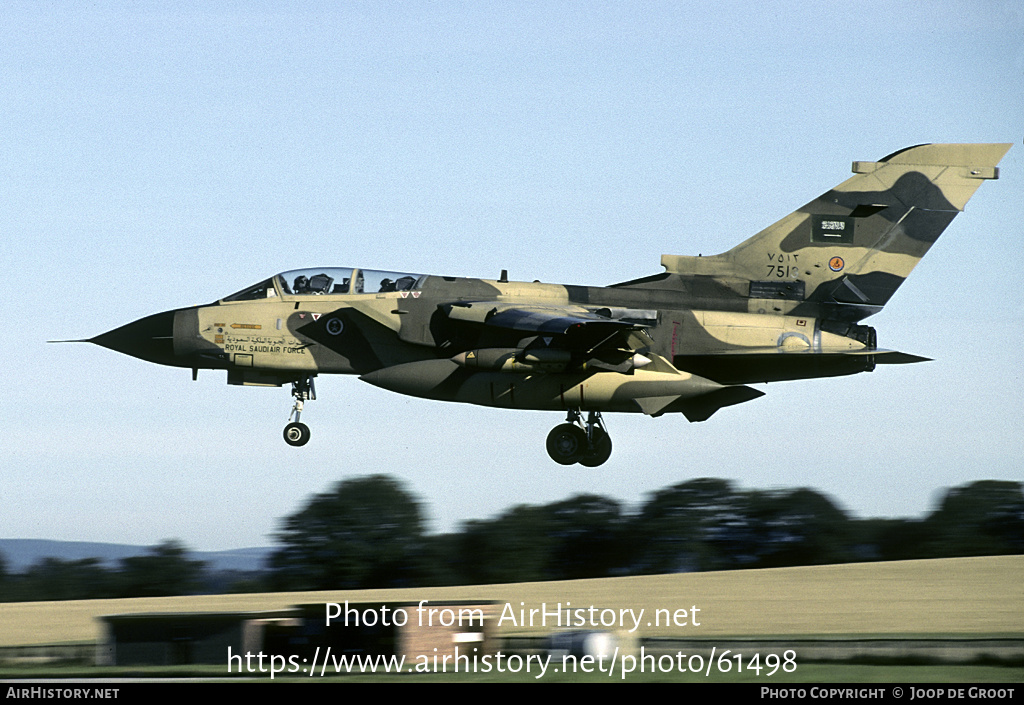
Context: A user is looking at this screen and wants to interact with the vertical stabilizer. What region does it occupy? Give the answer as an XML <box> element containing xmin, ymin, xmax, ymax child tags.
<box><xmin>660</xmin><ymin>143</ymin><xmax>1011</xmax><ymax>320</ymax></box>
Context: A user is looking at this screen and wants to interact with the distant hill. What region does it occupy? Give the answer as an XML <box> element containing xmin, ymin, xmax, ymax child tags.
<box><xmin>0</xmin><ymin>539</ymin><xmax>271</xmax><ymax>573</ymax></box>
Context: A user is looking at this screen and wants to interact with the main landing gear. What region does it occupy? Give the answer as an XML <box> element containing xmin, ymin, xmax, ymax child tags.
<box><xmin>546</xmin><ymin>409</ymin><xmax>613</xmax><ymax>467</ymax></box>
<box><xmin>283</xmin><ymin>376</ymin><xmax>316</xmax><ymax>447</ymax></box>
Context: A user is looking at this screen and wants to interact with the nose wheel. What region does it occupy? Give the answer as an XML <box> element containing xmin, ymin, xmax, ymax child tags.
<box><xmin>283</xmin><ymin>376</ymin><xmax>316</xmax><ymax>447</ymax></box>
<box><xmin>546</xmin><ymin>410</ymin><xmax>613</xmax><ymax>466</ymax></box>
<box><xmin>284</xmin><ymin>421</ymin><xmax>310</xmax><ymax>446</ymax></box>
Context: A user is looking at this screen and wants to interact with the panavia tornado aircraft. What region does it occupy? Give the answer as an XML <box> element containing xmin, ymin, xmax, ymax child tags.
<box><xmin>74</xmin><ymin>143</ymin><xmax>1010</xmax><ymax>466</ymax></box>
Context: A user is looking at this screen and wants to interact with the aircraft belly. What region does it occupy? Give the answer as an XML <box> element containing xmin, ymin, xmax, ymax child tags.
<box><xmin>360</xmin><ymin>360</ymin><xmax>727</xmax><ymax>413</ymax></box>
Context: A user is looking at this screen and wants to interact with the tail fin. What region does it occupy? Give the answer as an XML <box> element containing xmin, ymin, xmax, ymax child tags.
<box><xmin>660</xmin><ymin>143</ymin><xmax>1011</xmax><ymax>321</ymax></box>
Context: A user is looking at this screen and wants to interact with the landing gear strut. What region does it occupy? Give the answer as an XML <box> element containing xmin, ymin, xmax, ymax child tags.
<box><xmin>546</xmin><ymin>409</ymin><xmax>613</xmax><ymax>466</ymax></box>
<box><xmin>283</xmin><ymin>376</ymin><xmax>316</xmax><ymax>447</ymax></box>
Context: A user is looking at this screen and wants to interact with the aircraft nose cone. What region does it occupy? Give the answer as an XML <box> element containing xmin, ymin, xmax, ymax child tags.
<box><xmin>90</xmin><ymin>309</ymin><xmax>180</xmax><ymax>366</ymax></box>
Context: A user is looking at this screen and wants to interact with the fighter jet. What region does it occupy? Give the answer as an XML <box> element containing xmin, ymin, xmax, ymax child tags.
<box><xmin>74</xmin><ymin>143</ymin><xmax>1010</xmax><ymax>466</ymax></box>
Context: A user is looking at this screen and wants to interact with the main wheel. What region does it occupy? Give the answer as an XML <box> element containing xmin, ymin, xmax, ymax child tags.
<box><xmin>546</xmin><ymin>423</ymin><xmax>587</xmax><ymax>465</ymax></box>
<box><xmin>283</xmin><ymin>422</ymin><xmax>311</xmax><ymax>447</ymax></box>
<box><xmin>579</xmin><ymin>428</ymin><xmax>613</xmax><ymax>467</ymax></box>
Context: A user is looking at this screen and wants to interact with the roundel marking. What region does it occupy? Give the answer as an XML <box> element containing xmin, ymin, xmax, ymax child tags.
<box><xmin>325</xmin><ymin>317</ymin><xmax>344</xmax><ymax>335</ymax></box>
<box><xmin>829</xmin><ymin>256</ymin><xmax>845</xmax><ymax>272</ymax></box>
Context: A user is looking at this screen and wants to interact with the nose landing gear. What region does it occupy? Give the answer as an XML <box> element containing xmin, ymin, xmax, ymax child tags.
<box><xmin>546</xmin><ymin>409</ymin><xmax>613</xmax><ymax>466</ymax></box>
<box><xmin>283</xmin><ymin>376</ymin><xmax>316</xmax><ymax>447</ymax></box>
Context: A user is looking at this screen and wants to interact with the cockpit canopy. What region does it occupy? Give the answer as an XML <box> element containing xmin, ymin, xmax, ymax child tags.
<box><xmin>223</xmin><ymin>267</ymin><xmax>425</xmax><ymax>302</ymax></box>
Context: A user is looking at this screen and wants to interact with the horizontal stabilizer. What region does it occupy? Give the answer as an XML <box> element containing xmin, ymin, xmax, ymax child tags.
<box><xmin>673</xmin><ymin>347</ymin><xmax>929</xmax><ymax>385</ymax></box>
<box><xmin>680</xmin><ymin>346</ymin><xmax>930</xmax><ymax>362</ymax></box>
<box><xmin>870</xmin><ymin>350</ymin><xmax>931</xmax><ymax>365</ymax></box>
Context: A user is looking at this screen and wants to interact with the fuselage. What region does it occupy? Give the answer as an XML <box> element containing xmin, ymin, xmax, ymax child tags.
<box><xmin>91</xmin><ymin>266</ymin><xmax>872</xmax><ymax>415</ymax></box>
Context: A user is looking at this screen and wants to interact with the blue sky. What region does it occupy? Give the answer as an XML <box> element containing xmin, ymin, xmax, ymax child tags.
<box><xmin>3</xmin><ymin>1</ymin><xmax>1022</xmax><ymax>551</ymax></box>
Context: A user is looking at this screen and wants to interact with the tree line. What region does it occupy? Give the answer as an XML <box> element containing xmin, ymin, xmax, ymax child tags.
<box><xmin>0</xmin><ymin>540</ymin><xmax>205</xmax><ymax>602</ymax></box>
<box><xmin>267</xmin><ymin>476</ymin><xmax>1024</xmax><ymax>591</ymax></box>
<box><xmin>2</xmin><ymin>477</ymin><xmax>1021</xmax><ymax>601</ymax></box>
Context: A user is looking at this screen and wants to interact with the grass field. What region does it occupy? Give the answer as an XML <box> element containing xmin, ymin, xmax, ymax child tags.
<box><xmin>1</xmin><ymin>556</ymin><xmax>1021</xmax><ymax>682</ymax></box>
<box><xmin>1</xmin><ymin>555</ymin><xmax>1020</xmax><ymax>648</ymax></box>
